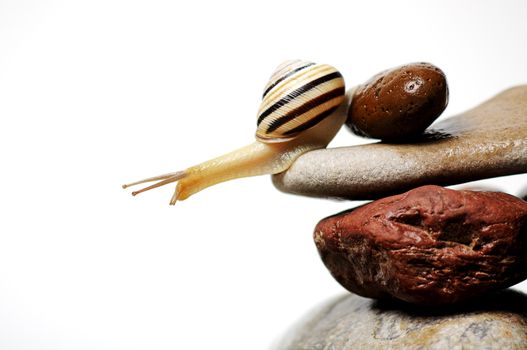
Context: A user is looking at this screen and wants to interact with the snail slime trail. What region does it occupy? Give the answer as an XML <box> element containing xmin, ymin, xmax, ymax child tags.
<box><xmin>123</xmin><ymin>60</ymin><xmax>348</xmax><ymax>205</ymax></box>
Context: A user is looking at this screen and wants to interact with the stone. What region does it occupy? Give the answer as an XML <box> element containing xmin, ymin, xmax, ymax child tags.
<box><xmin>520</xmin><ymin>187</ymin><xmax>527</xmax><ymax>201</ymax></box>
<box><xmin>272</xmin><ymin>86</ymin><xmax>527</xmax><ymax>200</ymax></box>
<box><xmin>274</xmin><ymin>290</ymin><xmax>527</xmax><ymax>350</ymax></box>
<box><xmin>347</xmin><ymin>62</ymin><xmax>448</xmax><ymax>140</ymax></box>
<box><xmin>314</xmin><ymin>185</ymin><xmax>527</xmax><ymax>305</ymax></box>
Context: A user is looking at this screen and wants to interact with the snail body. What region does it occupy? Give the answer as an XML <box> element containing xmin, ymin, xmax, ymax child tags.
<box><xmin>123</xmin><ymin>60</ymin><xmax>348</xmax><ymax>204</ymax></box>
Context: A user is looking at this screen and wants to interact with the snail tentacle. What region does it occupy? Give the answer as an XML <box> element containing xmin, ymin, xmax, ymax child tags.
<box><xmin>122</xmin><ymin>171</ymin><xmax>186</xmax><ymax>189</ymax></box>
<box><xmin>125</xmin><ymin>171</ymin><xmax>187</xmax><ymax>195</ymax></box>
<box><xmin>169</xmin><ymin>187</ymin><xmax>181</xmax><ymax>205</ymax></box>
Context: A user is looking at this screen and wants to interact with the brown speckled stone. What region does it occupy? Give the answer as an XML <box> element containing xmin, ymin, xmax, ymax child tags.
<box><xmin>347</xmin><ymin>62</ymin><xmax>448</xmax><ymax>140</ymax></box>
<box><xmin>274</xmin><ymin>290</ymin><xmax>527</xmax><ymax>350</ymax></box>
<box><xmin>273</xmin><ymin>86</ymin><xmax>527</xmax><ymax>200</ymax></box>
<box><xmin>314</xmin><ymin>185</ymin><xmax>527</xmax><ymax>305</ymax></box>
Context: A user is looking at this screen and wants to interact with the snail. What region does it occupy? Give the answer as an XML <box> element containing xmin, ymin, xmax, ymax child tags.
<box><xmin>123</xmin><ymin>60</ymin><xmax>349</xmax><ymax>204</ymax></box>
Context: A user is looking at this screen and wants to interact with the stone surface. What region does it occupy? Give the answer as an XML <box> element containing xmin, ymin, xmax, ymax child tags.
<box><xmin>314</xmin><ymin>185</ymin><xmax>527</xmax><ymax>305</ymax></box>
<box><xmin>520</xmin><ymin>187</ymin><xmax>527</xmax><ymax>201</ymax></box>
<box><xmin>347</xmin><ymin>62</ymin><xmax>448</xmax><ymax>140</ymax></box>
<box><xmin>273</xmin><ymin>86</ymin><xmax>527</xmax><ymax>200</ymax></box>
<box><xmin>274</xmin><ymin>290</ymin><xmax>527</xmax><ymax>350</ymax></box>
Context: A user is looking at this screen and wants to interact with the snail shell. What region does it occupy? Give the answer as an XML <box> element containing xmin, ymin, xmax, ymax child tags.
<box><xmin>256</xmin><ymin>60</ymin><xmax>346</xmax><ymax>143</ymax></box>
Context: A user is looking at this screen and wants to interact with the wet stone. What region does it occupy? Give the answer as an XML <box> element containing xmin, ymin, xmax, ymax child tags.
<box><xmin>347</xmin><ymin>62</ymin><xmax>448</xmax><ymax>140</ymax></box>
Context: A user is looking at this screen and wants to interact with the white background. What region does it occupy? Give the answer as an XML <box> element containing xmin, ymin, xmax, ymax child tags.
<box><xmin>1</xmin><ymin>1</ymin><xmax>527</xmax><ymax>349</ymax></box>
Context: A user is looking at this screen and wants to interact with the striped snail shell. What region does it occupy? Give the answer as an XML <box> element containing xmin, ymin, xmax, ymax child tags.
<box><xmin>256</xmin><ymin>60</ymin><xmax>346</xmax><ymax>143</ymax></box>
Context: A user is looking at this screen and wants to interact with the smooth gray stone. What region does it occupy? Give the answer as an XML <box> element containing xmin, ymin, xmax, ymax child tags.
<box><xmin>520</xmin><ymin>187</ymin><xmax>527</xmax><ymax>201</ymax></box>
<box><xmin>273</xmin><ymin>86</ymin><xmax>527</xmax><ymax>199</ymax></box>
<box><xmin>275</xmin><ymin>290</ymin><xmax>527</xmax><ymax>350</ymax></box>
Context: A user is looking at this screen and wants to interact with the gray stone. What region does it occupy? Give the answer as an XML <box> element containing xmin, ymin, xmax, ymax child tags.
<box><xmin>519</xmin><ymin>187</ymin><xmax>527</xmax><ymax>201</ymax></box>
<box><xmin>273</xmin><ymin>86</ymin><xmax>527</xmax><ymax>200</ymax></box>
<box><xmin>274</xmin><ymin>290</ymin><xmax>527</xmax><ymax>350</ymax></box>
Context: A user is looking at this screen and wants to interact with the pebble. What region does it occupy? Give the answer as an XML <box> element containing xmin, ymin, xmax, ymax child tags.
<box><xmin>272</xmin><ymin>85</ymin><xmax>527</xmax><ymax>200</ymax></box>
<box><xmin>347</xmin><ymin>62</ymin><xmax>448</xmax><ymax>140</ymax></box>
<box><xmin>274</xmin><ymin>290</ymin><xmax>527</xmax><ymax>350</ymax></box>
<box><xmin>520</xmin><ymin>187</ymin><xmax>527</xmax><ymax>201</ymax></box>
<box><xmin>314</xmin><ymin>185</ymin><xmax>527</xmax><ymax>305</ymax></box>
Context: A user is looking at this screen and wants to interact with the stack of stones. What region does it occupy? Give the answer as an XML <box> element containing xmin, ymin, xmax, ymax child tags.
<box><xmin>274</xmin><ymin>63</ymin><xmax>527</xmax><ymax>349</ymax></box>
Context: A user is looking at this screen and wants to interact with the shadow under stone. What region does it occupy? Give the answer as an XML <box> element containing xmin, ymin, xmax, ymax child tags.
<box><xmin>371</xmin><ymin>288</ymin><xmax>527</xmax><ymax>317</ymax></box>
<box><xmin>378</xmin><ymin>129</ymin><xmax>456</xmax><ymax>145</ymax></box>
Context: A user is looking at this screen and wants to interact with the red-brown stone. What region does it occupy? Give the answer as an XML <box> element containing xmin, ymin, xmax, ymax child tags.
<box><xmin>314</xmin><ymin>185</ymin><xmax>527</xmax><ymax>305</ymax></box>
